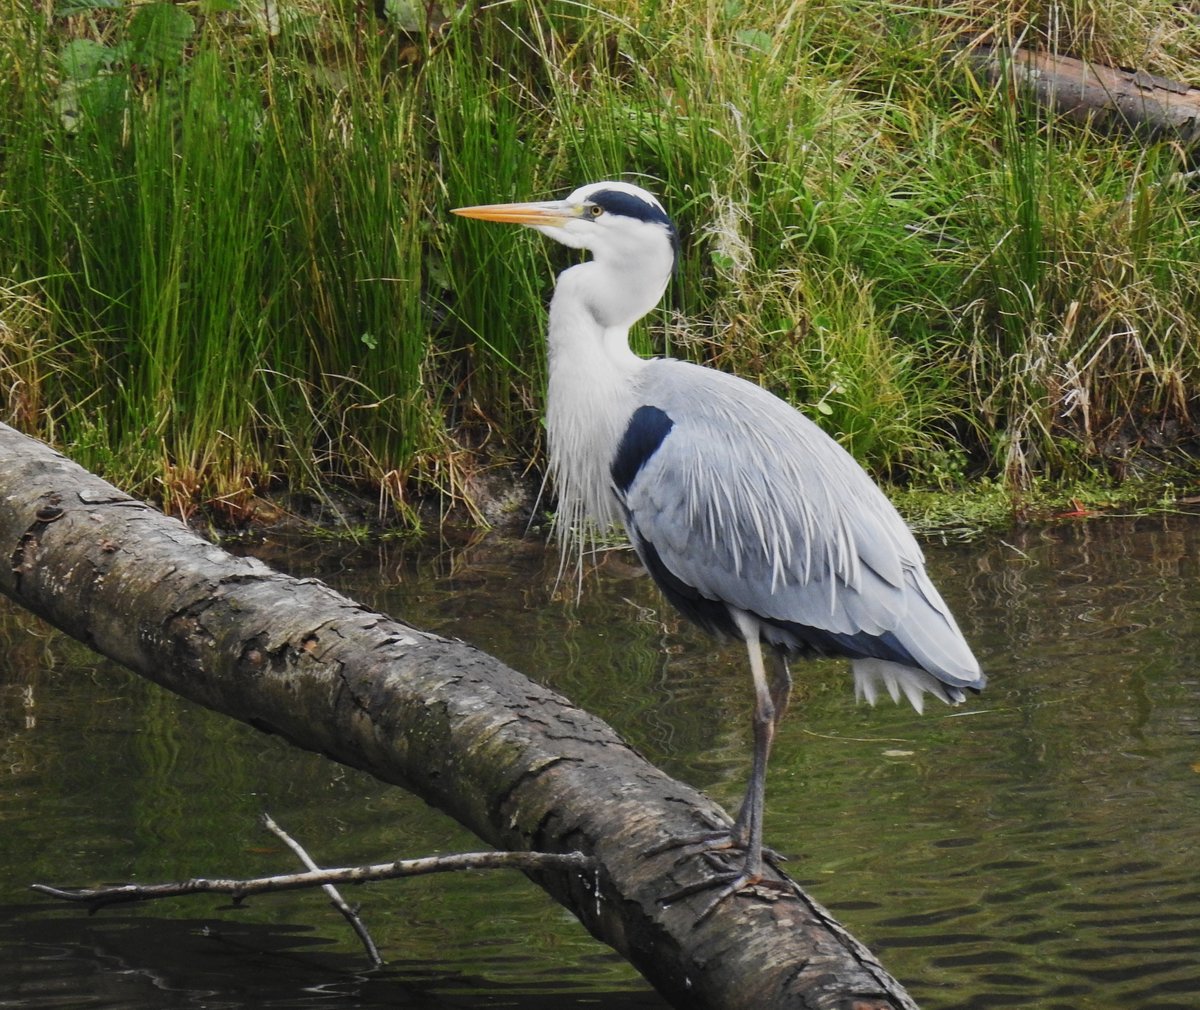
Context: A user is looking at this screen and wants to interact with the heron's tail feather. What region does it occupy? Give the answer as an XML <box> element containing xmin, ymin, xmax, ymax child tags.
<box><xmin>852</xmin><ymin>658</ymin><xmax>968</xmax><ymax>714</ymax></box>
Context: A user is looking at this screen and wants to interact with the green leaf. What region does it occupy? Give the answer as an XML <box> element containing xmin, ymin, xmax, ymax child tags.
<box><xmin>734</xmin><ymin>28</ymin><xmax>773</xmax><ymax>55</ymax></box>
<box><xmin>381</xmin><ymin>0</ymin><xmax>425</xmax><ymax>31</ymax></box>
<box><xmin>127</xmin><ymin>3</ymin><xmax>195</xmax><ymax>70</ymax></box>
<box><xmin>710</xmin><ymin>249</ymin><xmax>736</xmax><ymax>273</ymax></box>
<box><xmin>59</xmin><ymin>39</ymin><xmax>114</xmax><ymax>80</ymax></box>
<box><xmin>360</xmin><ymin>333</ymin><xmax>379</xmax><ymax>351</ymax></box>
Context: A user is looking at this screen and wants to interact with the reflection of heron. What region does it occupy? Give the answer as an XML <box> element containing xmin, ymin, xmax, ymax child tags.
<box><xmin>454</xmin><ymin>181</ymin><xmax>985</xmax><ymax>910</ymax></box>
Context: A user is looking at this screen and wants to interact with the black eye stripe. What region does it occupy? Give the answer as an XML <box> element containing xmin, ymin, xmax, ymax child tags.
<box><xmin>585</xmin><ymin>189</ymin><xmax>673</xmax><ymax>229</ymax></box>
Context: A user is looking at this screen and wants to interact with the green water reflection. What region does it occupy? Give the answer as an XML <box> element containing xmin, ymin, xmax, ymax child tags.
<box><xmin>1</xmin><ymin>515</ymin><xmax>1198</xmax><ymax>1008</ymax></box>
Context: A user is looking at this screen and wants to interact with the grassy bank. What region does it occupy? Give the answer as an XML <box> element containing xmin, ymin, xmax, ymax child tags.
<box><xmin>2</xmin><ymin>0</ymin><xmax>1198</xmax><ymax>528</ymax></box>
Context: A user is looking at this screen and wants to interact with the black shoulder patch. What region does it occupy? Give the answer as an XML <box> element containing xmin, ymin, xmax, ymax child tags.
<box><xmin>611</xmin><ymin>405</ymin><xmax>674</xmax><ymax>493</ymax></box>
<box><xmin>588</xmin><ymin>189</ymin><xmax>675</xmax><ymax>231</ymax></box>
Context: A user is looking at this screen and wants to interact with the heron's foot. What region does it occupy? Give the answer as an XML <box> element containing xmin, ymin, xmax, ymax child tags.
<box><xmin>645</xmin><ymin>830</ymin><xmax>787</xmax><ymax>871</ymax></box>
<box><xmin>661</xmin><ymin>864</ymin><xmax>796</xmax><ymax>924</ymax></box>
<box><xmin>644</xmin><ymin>828</ymin><xmax>742</xmax><ymax>859</ymax></box>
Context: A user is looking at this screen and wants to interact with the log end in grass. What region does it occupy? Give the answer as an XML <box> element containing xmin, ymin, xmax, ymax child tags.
<box><xmin>960</xmin><ymin>43</ymin><xmax>1200</xmax><ymax>147</ymax></box>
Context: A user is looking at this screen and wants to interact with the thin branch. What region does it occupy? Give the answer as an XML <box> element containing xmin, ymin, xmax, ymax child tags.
<box><xmin>32</xmin><ymin>850</ymin><xmax>596</xmax><ymax>914</ymax></box>
<box><xmin>261</xmin><ymin>813</ymin><xmax>383</xmax><ymax>967</ymax></box>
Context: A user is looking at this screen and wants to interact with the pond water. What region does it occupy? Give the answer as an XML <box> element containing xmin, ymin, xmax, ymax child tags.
<box><xmin>1</xmin><ymin>513</ymin><xmax>1198</xmax><ymax>1009</ymax></box>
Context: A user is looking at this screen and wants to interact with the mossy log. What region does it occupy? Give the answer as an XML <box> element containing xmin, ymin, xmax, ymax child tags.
<box><xmin>0</xmin><ymin>421</ymin><xmax>919</xmax><ymax>1010</ymax></box>
<box><xmin>961</xmin><ymin>44</ymin><xmax>1200</xmax><ymax>146</ymax></box>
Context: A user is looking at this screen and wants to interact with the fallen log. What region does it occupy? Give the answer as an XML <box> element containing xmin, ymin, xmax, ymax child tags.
<box><xmin>0</xmin><ymin>420</ymin><xmax>919</xmax><ymax>1010</ymax></box>
<box><xmin>960</xmin><ymin>44</ymin><xmax>1200</xmax><ymax>147</ymax></box>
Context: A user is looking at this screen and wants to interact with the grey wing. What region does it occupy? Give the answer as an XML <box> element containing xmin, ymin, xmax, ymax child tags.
<box><xmin>614</xmin><ymin>359</ymin><xmax>982</xmax><ymax>689</ymax></box>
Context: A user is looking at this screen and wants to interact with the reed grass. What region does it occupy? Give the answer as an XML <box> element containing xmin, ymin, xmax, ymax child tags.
<box><xmin>1</xmin><ymin>0</ymin><xmax>1197</xmax><ymax>523</ymax></box>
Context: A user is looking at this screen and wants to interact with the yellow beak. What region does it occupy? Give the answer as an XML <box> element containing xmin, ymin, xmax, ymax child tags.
<box><xmin>451</xmin><ymin>200</ymin><xmax>576</xmax><ymax>227</ymax></box>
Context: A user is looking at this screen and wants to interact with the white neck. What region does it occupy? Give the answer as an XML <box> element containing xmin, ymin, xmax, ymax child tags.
<box><xmin>544</xmin><ymin>262</ymin><xmax>653</xmax><ymax>550</ymax></box>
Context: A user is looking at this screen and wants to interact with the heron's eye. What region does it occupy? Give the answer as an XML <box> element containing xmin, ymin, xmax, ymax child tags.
<box><xmin>588</xmin><ymin>204</ymin><xmax>604</xmax><ymax>218</ymax></box>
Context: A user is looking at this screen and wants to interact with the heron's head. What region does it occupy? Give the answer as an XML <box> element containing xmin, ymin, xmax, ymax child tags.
<box><xmin>453</xmin><ymin>181</ymin><xmax>678</xmax><ymax>319</ymax></box>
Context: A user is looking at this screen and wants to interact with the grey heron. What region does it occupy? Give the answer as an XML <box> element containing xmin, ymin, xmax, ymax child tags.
<box><xmin>453</xmin><ymin>181</ymin><xmax>985</xmax><ymax>910</ymax></box>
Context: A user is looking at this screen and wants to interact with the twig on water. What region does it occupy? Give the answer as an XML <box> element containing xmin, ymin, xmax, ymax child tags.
<box><xmin>32</xmin><ymin>848</ymin><xmax>596</xmax><ymax>918</ymax></box>
<box><xmin>260</xmin><ymin>812</ymin><xmax>383</xmax><ymax>967</ymax></box>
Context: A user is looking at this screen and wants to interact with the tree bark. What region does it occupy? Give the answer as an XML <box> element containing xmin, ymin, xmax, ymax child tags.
<box><xmin>0</xmin><ymin>421</ymin><xmax>918</xmax><ymax>1010</ymax></box>
<box><xmin>960</xmin><ymin>44</ymin><xmax>1200</xmax><ymax>147</ymax></box>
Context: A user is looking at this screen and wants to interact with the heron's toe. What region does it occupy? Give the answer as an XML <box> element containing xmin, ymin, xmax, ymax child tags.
<box><xmin>663</xmin><ymin>869</ymin><xmax>795</xmax><ymax>924</ymax></box>
<box><xmin>644</xmin><ymin>829</ymin><xmax>742</xmax><ymax>861</ymax></box>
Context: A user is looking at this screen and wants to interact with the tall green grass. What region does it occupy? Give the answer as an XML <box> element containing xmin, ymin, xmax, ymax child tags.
<box><xmin>1</xmin><ymin>2</ymin><xmax>436</xmax><ymax>519</ymax></box>
<box><xmin>1</xmin><ymin>0</ymin><xmax>1198</xmax><ymax>524</ymax></box>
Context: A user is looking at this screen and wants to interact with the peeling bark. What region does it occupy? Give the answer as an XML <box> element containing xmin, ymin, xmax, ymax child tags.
<box><xmin>0</xmin><ymin>422</ymin><xmax>919</xmax><ymax>1010</ymax></box>
<box><xmin>960</xmin><ymin>44</ymin><xmax>1200</xmax><ymax>146</ymax></box>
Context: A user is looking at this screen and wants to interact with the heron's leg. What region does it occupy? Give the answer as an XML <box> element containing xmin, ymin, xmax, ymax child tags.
<box><xmin>769</xmin><ymin>649</ymin><xmax>792</xmax><ymax>724</ymax></box>
<box><xmin>653</xmin><ymin>617</ymin><xmax>775</xmax><ymax>855</ymax></box>
<box><xmin>650</xmin><ymin>622</ymin><xmax>792</xmax><ymax>913</ymax></box>
<box><xmin>730</xmin><ymin>645</ymin><xmax>790</xmax><ymax>847</ymax></box>
<box><xmin>659</xmin><ymin>617</ymin><xmax>799</xmax><ymax>920</ymax></box>
<box><xmin>728</xmin><ymin>614</ymin><xmax>775</xmax><ymax>878</ymax></box>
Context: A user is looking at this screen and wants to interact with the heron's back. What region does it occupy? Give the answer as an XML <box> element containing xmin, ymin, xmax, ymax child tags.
<box><xmin>613</xmin><ymin>358</ymin><xmax>983</xmax><ymax>691</ymax></box>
